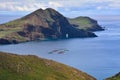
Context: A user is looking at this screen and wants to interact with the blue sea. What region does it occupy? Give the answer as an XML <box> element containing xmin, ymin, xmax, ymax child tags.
<box><xmin>0</xmin><ymin>14</ymin><xmax>120</xmax><ymax>80</ymax></box>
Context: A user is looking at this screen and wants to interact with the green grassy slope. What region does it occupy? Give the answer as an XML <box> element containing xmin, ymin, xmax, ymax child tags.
<box><xmin>106</xmin><ymin>72</ymin><xmax>120</xmax><ymax>80</ymax></box>
<box><xmin>0</xmin><ymin>52</ymin><xmax>96</xmax><ymax>80</ymax></box>
<box><xmin>68</xmin><ymin>16</ymin><xmax>103</xmax><ymax>31</ymax></box>
<box><xmin>0</xmin><ymin>18</ymin><xmax>27</xmax><ymax>42</ymax></box>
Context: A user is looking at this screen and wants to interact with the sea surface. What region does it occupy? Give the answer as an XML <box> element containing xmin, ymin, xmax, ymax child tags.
<box><xmin>0</xmin><ymin>15</ymin><xmax>120</xmax><ymax>80</ymax></box>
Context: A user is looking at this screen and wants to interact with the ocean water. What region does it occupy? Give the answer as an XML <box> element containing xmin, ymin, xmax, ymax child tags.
<box><xmin>0</xmin><ymin>15</ymin><xmax>120</xmax><ymax>80</ymax></box>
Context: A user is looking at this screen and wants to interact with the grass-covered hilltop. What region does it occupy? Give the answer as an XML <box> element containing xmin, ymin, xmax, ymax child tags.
<box><xmin>68</xmin><ymin>16</ymin><xmax>104</xmax><ymax>31</ymax></box>
<box><xmin>0</xmin><ymin>8</ymin><xmax>104</xmax><ymax>44</ymax></box>
<box><xmin>106</xmin><ymin>72</ymin><xmax>120</xmax><ymax>80</ymax></box>
<box><xmin>0</xmin><ymin>52</ymin><xmax>96</xmax><ymax>80</ymax></box>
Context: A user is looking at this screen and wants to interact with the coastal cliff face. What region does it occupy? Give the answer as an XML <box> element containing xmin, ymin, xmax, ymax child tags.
<box><xmin>68</xmin><ymin>16</ymin><xmax>104</xmax><ymax>31</ymax></box>
<box><xmin>0</xmin><ymin>8</ymin><xmax>97</xmax><ymax>44</ymax></box>
<box><xmin>0</xmin><ymin>52</ymin><xmax>96</xmax><ymax>80</ymax></box>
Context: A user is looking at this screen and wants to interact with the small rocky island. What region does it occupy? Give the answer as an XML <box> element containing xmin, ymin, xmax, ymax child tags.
<box><xmin>0</xmin><ymin>52</ymin><xmax>96</xmax><ymax>80</ymax></box>
<box><xmin>0</xmin><ymin>8</ymin><xmax>104</xmax><ymax>44</ymax></box>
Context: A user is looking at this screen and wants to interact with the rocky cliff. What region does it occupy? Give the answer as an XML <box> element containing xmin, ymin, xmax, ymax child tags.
<box><xmin>0</xmin><ymin>8</ymin><xmax>97</xmax><ymax>44</ymax></box>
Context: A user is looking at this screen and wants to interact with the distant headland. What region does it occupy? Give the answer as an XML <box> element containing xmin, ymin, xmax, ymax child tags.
<box><xmin>0</xmin><ymin>8</ymin><xmax>104</xmax><ymax>44</ymax></box>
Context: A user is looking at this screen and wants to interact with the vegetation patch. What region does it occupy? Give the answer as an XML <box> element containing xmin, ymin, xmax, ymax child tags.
<box><xmin>0</xmin><ymin>52</ymin><xmax>96</xmax><ymax>80</ymax></box>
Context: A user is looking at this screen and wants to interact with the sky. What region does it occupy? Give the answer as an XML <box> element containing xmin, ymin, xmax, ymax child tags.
<box><xmin>0</xmin><ymin>0</ymin><xmax>120</xmax><ymax>17</ymax></box>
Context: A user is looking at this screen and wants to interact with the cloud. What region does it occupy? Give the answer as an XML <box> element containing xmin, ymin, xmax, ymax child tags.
<box><xmin>0</xmin><ymin>1</ymin><xmax>47</xmax><ymax>11</ymax></box>
<box><xmin>108</xmin><ymin>0</ymin><xmax>120</xmax><ymax>9</ymax></box>
<box><xmin>48</xmin><ymin>1</ymin><xmax>63</xmax><ymax>9</ymax></box>
<box><xmin>0</xmin><ymin>0</ymin><xmax>120</xmax><ymax>15</ymax></box>
<box><xmin>0</xmin><ymin>0</ymin><xmax>63</xmax><ymax>11</ymax></box>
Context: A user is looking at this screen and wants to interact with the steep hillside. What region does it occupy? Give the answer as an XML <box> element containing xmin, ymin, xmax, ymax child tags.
<box><xmin>0</xmin><ymin>52</ymin><xmax>96</xmax><ymax>80</ymax></box>
<box><xmin>68</xmin><ymin>16</ymin><xmax>104</xmax><ymax>31</ymax></box>
<box><xmin>106</xmin><ymin>72</ymin><xmax>120</xmax><ymax>80</ymax></box>
<box><xmin>0</xmin><ymin>8</ymin><xmax>96</xmax><ymax>44</ymax></box>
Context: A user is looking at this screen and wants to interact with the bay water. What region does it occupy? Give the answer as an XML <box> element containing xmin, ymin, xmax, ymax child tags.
<box><xmin>0</xmin><ymin>15</ymin><xmax>120</xmax><ymax>80</ymax></box>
